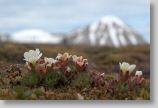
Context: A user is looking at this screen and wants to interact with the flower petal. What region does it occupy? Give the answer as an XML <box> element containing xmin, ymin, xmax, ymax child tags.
<box><xmin>129</xmin><ymin>64</ymin><xmax>136</xmax><ymax>73</ymax></box>
<box><xmin>72</xmin><ymin>55</ymin><xmax>78</xmax><ymax>62</ymax></box>
<box><xmin>135</xmin><ymin>71</ymin><xmax>142</xmax><ymax>76</ymax></box>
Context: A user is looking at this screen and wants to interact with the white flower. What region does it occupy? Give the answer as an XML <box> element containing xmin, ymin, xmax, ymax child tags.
<box><xmin>119</xmin><ymin>62</ymin><xmax>136</xmax><ymax>74</ymax></box>
<box><xmin>24</xmin><ymin>49</ymin><xmax>42</xmax><ymax>64</ymax></box>
<box><xmin>72</xmin><ymin>55</ymin><xmax>78</xmax><ymax>62</ymax></box>
<box><xmin>135</xmin><ymin>71</ymin><xmax>143</xmax><ymax>76</ymax></box>
<box><xmin>56</xmin><ymin>52</ymin><xmax>72</xmax><ymax>61</ymax></box>
<box><xmin>72</xmin><ymin>55</ymin><xmax>88</xmax><ymax>67</ymax></box>
<box><xmin>44</xmin><ymin>57</ymin><xmax>57</xmax><ymax>67</ymax></box>
<box><xmin>56</xmin><ymin>53</ymin><xmax>62</xmax><ymax>60</ymax></box>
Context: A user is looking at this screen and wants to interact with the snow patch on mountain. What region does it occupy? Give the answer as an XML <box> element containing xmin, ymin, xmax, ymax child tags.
<box><xmin>11</xmin><ymin>29</ymin><xmax>62</xmax><ymax>44</ymax></box>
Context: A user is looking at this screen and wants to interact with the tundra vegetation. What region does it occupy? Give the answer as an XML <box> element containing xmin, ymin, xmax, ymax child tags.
<box><xmin>0</xmin><ymin>43</ymin><xmax>150</xmax><ymax>100</ymax></box>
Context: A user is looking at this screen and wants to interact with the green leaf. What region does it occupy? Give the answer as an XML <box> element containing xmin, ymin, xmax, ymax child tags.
<box><xmin>22</xmin><ymin>72</ymin><xmax>39</xmax><ymax>86</ymax></box>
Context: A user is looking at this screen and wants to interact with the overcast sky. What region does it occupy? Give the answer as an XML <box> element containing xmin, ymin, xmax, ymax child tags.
<box><xmin>0</xmin><ymin>0</ymin><xmax>150</xmax><ymax>41</ymax></box>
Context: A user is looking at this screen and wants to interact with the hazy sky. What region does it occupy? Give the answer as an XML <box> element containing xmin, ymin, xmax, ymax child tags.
<box><xmin>0</xmin><ymin>0</ymin><xmax>150</xmax><ymax>41</ymax></box>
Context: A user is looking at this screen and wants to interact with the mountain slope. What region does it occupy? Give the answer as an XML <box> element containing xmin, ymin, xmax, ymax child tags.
<box><xmin>65</xmin><ymin>16</ymin><xmax>146</xmax><ymax>47</ymax></box>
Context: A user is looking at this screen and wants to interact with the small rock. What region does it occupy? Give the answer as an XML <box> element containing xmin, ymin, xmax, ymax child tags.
<box><xmin>77</xmin><ymin>93</ymin><xmax>84</xmax><ymax>100</ymax></box>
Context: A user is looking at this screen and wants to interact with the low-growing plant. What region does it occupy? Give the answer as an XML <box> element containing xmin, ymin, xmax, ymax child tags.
<box><xmin>23</xmin><ymin>49</ymin><xmax>89</xmax><ymax>88</ymax></box>
<box><xmin>14</xmin><ymin>86</ymin><xmax>31</xmax><ymax>99</ymax></box>
<box><xmin>0</xmin><ymin>48</ymin><xmax>150</xmax><ymax>100</ymax></box>
<box><xmin>33</xmin><ymin>87</ymin><xmax>45</xmax><ymax>98</ymax></box>
<box><xmin>71</xmin><ymin>72</ymin><xmax>91</xmax><ymax>89</ymax></box>
<box><xmin>44</xmin><ymin>71</ymin><xmax>61</xmax><ymax>87</ymax></box>
<box><xmin>22</xmin><ymin>72</ymin><xmax>38</xmax><ymax>86</ymax></box>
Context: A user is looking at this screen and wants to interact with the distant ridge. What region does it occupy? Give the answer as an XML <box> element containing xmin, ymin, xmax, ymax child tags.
<box><xmin>0</xmin><ymin>16</ymin><xmax>147</xmax><ymax>47</ymax></box>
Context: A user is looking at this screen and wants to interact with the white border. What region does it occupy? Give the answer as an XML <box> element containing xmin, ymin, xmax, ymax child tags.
<box><xmin>0</xmin><ymin>0</ymin><xmax>156</xmax><ymax>108</ymax></box>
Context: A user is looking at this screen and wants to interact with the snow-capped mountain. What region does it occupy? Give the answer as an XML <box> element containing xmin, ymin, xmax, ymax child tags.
<box><xmin>65</xmin><ymin>16</ymin><xmax>146</xmax><ymax>47</ymax></box>
<box><xmin>11</xmin><ymin>29</ymin><xmax>62</xmax><ymax>44</ymax></box>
